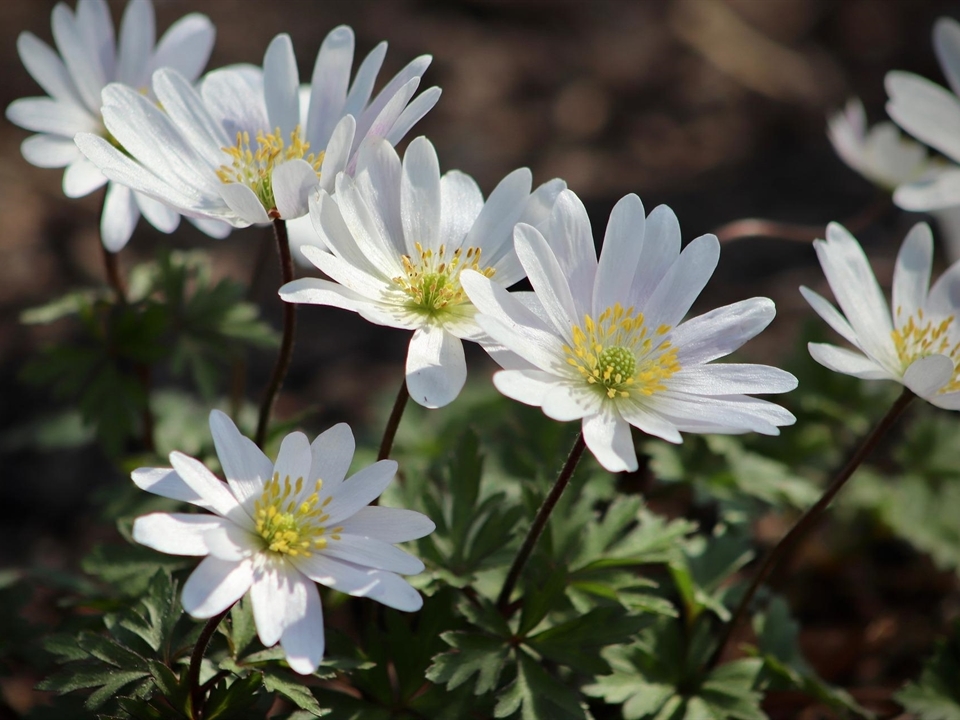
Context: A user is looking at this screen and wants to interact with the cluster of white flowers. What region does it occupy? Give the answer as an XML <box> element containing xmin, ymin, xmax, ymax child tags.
<box><xmin>11</xmin><ymin>0</ymin><xmax>960</xmax><ymax>677</ymax></box>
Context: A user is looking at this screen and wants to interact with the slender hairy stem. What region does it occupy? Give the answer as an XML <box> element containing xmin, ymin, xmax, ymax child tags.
<box><xmin>378</xmin><ymin>380</ymin><xmax>410</xmax><ymax>461</ymax></box>
<box><xmin>497</xmin><ymin>432</ymin><xmax>587</xmax><ymax>614</ymax></box>
<box><xmin>709</xmin><ymin>388</ymin><xmax>915</xmax><ymax>668</ymax></box>
<box><xmin>254</xmin><ymin>218</ymin><xmax>297</xmax><ymax>449</ymax></box>
<box><xmin>100</xmin><ymin>243</ymin><xmax>128</xmax><ymax>303</ymax></box>
<box><xmin>187</xmin><ymin>607</ymin><xmax>231</xmax><ymax>720</ymax></box>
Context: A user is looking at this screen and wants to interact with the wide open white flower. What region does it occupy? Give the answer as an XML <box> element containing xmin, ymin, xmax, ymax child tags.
<box><xmin>886</xmin><ymin>17</ymin><xmax>960</xmax><ymax>211</ymax></box>
<box><xmin>460</xmin><ymin>190</ymin><xmax>797</xmax><ymax>473</ymax></box>
<box><xmin>802</xmin><ymin>222</ymin><xmax>960</xmax><ymax>409</ymax></box>
<box><xmin>828</xmin><ymin>98</ymin><xmax>933</xmax><ymax>191</ymax></box>
<box><xmin>76</xmin><ymin>27</ymin><xmax>439</xmax><ymax>229</ymax></box>
<box><xmin>279</xmin><ymin>136</ymin><xmax>566</xmax><ymax>409</ymax></box>
<box><xmin>132</xmin><ymin>410</ymin><xmax>434</xmax><ymax>675</ymax></box>
<box><xmin>5</xmin><ymin>0</ymin><xmax>220</xmax><ymax>251</ymax></box>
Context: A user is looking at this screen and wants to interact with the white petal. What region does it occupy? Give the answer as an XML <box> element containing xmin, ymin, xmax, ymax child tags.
<box><xmin>20</xmin><ymin>134</ymin><xmax>80</xmax><ymax>168</ymax></box>
<box><xmin>201</xmin><ymin>66</ymin><xmax>268</xmax><ymax>139</ymax></box>
<box><xmin>6</xmin><ymin>97</ymin><xmax>98</xmax><ymax>135</ymax></box>
<box><xmin>209</xmin><ymin>410</ymin><xmax>272</xmax><ymax>511</ymax></box>
<box><xmin>439</xmin><ymin>170</ymin><xmax>484</xmax><ymax>249</ymax></box>
<box><xmin>930</xmin><ymin>389</ymin><xmax>960</xmax><ymax>410</ymax></box>
<box><xmin>280</xmin><ymin>576</ymin><xmax>324</xmax><ymax>675</ymax></box>
<box><xmin>643</xmin><ymin>233</ymin><xmax>720</xmax><ymax>328</ymax></box>
<box><xmin>350</xmin><ymin>78</ymin><xmax>419</xmax><ymax>165</ymax></box>
<box><xmin>334</xmin><ymin>170</ymin><xmax>406</xmax><ymax>277</ymax></box>
<box><xmin>894</xmin><ymin>168</ymin><xmax>960</xmax><ymax>211</ymax></box>
<box><xmin>383</xmin><ymin>85</ymin><xmax>442</xmax><ymax>147</ymax></box>
<box><xmin>133</xmin><ymin>512</ymin><xmax>225</xmax><ymax>556</ymax></box>
<box><xmin>151</xmin><ymin>68</ymin><xmax>230</xmax><ymax>166</ymax></box>
<box><xmin>204</xmin><ymin>522</ymin><xmax>260</xmax><ymax>561</ymax></box>
<box><xmin>593</xmin><ymin>194</ymin><xmax>645</xmax><ymax>314</ymax></box>
<box><xmin>99</xmin><ymin>182</ymin><xmax>138</xmax><ymax>252</ymax></box>
<box><xmin>903</xmin><ymin>354</ymin><xmax>954</xmax><ymax>397</ymax></box>
<box><xmin>544</xmin><ymin>189</ymin><xmax>597</xmax><ymax>317</ymax></box>
<box><xmin>274</xmin><ymin>432</ymin><xmax>314</xmax><ymax>493</ymax></box>
<box><xmin>263</xmin><ymin>34</ymin><xmax>300</xmax><ymax>137</ymax></box>
<box><xmin>476</xmin><ymin>313</ymin><xmax>567</xmax><ymax>376</ymax></box>
<box><xmin>181</xmin><ymin>556</ymin><xmax>254</xmax><ymax>618</ymax></box>
<box><xmin>799</xmin><ymin>286</ymin><xmax>860</xmax><ymax>348</ymax></box>
<box><xmin>310</xmin><ymin>423</ymin><xmax>355</xmax><ymax>495</ymax></box>
<box><xmin>581</xmin><ymin>410</ymin><xmax>637</xmax><ymax>472</ymax></box>
<box><xmin>924</xmin><ymin>254</ymin><xmax>960</xmax><ymax>317</ymax></box>
<box><xmin>131</xmin><ymin>467</ymin><xmax>215</xmax><ymax>511</ymax></box>
<box><xmin>134</xmin><ymin>191</ymin><xmax>180</xmax><ymax>234</ymax></box>
<box><xmin>273</xmin><ymin>159</ymin><xmax>320</xmax><ymax>219</ymax></box>
<box><xmin>15</xmin><ymin>31</ymin><xmax>83</xmax><ymax>106</ymax></box>
<box><xmin>317</xmin><ymin>114</ymin><xmax>356</xmax><ymax>194</ymax></box>
<box><xmin>322</xmin><ymin>535</ymin><xmax>424</xmax><ymax>575</ymax></box>
<box><xmin>618</xmin><ymin>401</ymin><xmax>682</xmax><ymax>444</ymax></box>
<box><xmin>355</xmin><ymin>55</ymin><xmax>431</xmax><ymax>144</ymax></box>
<box><xmin>808</xmin><ymin>342</ymin><xmax>894</xmax><ymax>380</ymax></box>
<box><xmin>672</xmin><ymin>297</ymin><xmax>775</xmax><ymax>365</ymax></box>
<box><xmin>150</xmin><ymin>13</ymin><xmax>215</xmax><ymax>82</ymax></box>
<box><xmin>305</xmin><ymin>25</ymin><xmax>353</xmax><ymax>149</ymax></box>
<box><xmin>650</xmin><ymin>393</ymin><xmax>795</xmax><ymax>435</ymax></box>
<box><xmin>405</xmin><ymin>325</ymin><xmax>466</xmax><ymax>408</ymax></box>
<box><xmin>63</xmin><ymin>155</ymin><xmax>107</xmax><ymax>197</ymax></box>
<box><xmin>465</xmin><ymin>167</ymin><xmax>532</xmax><ymax>267</ymax></box>
<box><xmin>323</xmin><ymin>460</ymin><xmax>398</xmax><ymax>526</ymax></box>
<box><xmin>51</xmin><ymin>2</ymin><xmax>107</xmax><ymax>113</ymax></box>
<box><xmin>76</xmin><ymin>0</ymin><xmax>115</xmax><ymax>84</ymax></box>
<box><xmin>629</xmin><ymin>204</ymin><xmax>682</xmax><ymax>309</ymax></box>
<box><xmin>338</xmin><ymin>506</ymin><xmax>435</xmax><ymax>543</ymax></box>
<box><xmin>813</xmin><ymin>223</ymin><xmax>897</xmax><ymax>366</ymax></box>
<box><xmin>219</xmin><ymin>183</ymin><xmax>271</xmax><ymax>224</ymax></box>
<box><xmin>169</xmin><ymin>451</ymin><xmax>253</xmax><ymax>530</ymax></box>
<box><xmin>352</xmin><ymin>138</ymin><xmax>404</xmax><ymax>252</ymax></box>
<box><xmin>892</xmin><ymin>222</ymin><xmax>934</xmax><ymax>327</ymax></box>
<box><xmin>293</xmin><ymin>554</ymin><xmax>423</xmax><ymax>611</ymax></box>
<box><xmin>341</xmin><ymin>41</ymin><xmax>386</xmax><ymax>119</ymax></box>
<box><xmin>190</xmin><ymin>216</ymin><xmax>233</xmax><ymax>238</ymax></box>
<box><xmin>542</xmin><ymin>384</ymin><xmax>602</xmax><ymax>421</ymax></box>
<box><xmin>400</xmin><ymin>136</ymin><xmax>442</xmax><ymax>254</ymax></box>
<box><xmin>935</xmin><ymin>18</ymin><xmax>960</xmax><ymax>97</ymax></box>
<box><xmin>250</xmin><ymin>559</ymin><xmax>290</xmax><ymax>646</ymax></box>
<box><xmin>668</xmin><ymin>364</ymin><xmax>798</xmax><ymax>395</ymax></box>
<box><xmin>116</xmin><ymin>0</ymin><xmax>154</xmax><ymax>88</ymax></box>
<box><xmin>886</xmin><ymin>71</ymin><xmax>960</xmax><ymax>164</ymax></box>
<box><xmin>491</xmin><ymin>368</ymin><xmax>560</xmax><ymax>406</ymax></box>
<box><xmin>514</xmin><ymin>223</ymin><xmax>578</xmax><ymax>338</ymax></box>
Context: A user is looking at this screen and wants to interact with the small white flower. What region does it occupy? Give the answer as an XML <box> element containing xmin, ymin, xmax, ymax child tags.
<box><xmin>802</xmin><ymin>222</ymin><xmax>960</xmax><ymax>409</ymax></box>
<box><xmin>827</xmin><ymin>97</ymin><xmax>933</xmax><ymax>191</ymax></box>
<box><xmin>76</xmin><ymin>27</ymin><xmax>439</xmax><ymax>229</ymax></box>
<box><xmin>132</xmin><ymin>410</ymin><xmax>434</xmax><ymax>675</ymax></box>
<box><xmin>886</xmin><ymin>17</ymin><xmax>960</xmax><ymax>211</ymax></box>
<box><xmin>460</xmin><ymin>190</ymin><xmax>797</xmax><ymax>473</ymax></box>
<box><xmin>279</xmin><ymin>136</ymin><xmax>566</xmax><ymax>409</ymax></box>
<box><xmin>5</xmin><ymin>0</ymin><xmax>221</xmax><ymax>251</ymax></box>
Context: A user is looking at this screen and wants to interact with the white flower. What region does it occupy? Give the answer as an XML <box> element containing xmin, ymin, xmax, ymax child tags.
<box><xmin>76</xmin><ymin>27</ymin><xmax>439</xmax><ymax>229</ymax></box>
<box><xmin>802</xmin><ymin>221</ymin><xmax>960</xmax><ymax>409</ymax></box>
<box><xmin>459</xmin><ymin>190</ymin><xmax>797</xmax><ymax>473</ymax></box>
<box><xmin>6</xmin><ymin>0</ymin><xmax>221</xmax><ymax>251</ymax></box>
<box><xmin>279</xmin><ymin>136</ymin><xmax>566</xmax><ymax>409</ymax></box>
<box><xmin>827</xmin><ymin>98</ymin><xmax>933</xmax><ymax>191</ymax></box>
<box><xmin>131</xmin><ymin>410</ymin><xmax>434</xmax><ymax>675</ymax></box>
<box><xmin>885</xmin><ymin>17</ymin><xmax>960</xmax><ymax>211</ymax></box>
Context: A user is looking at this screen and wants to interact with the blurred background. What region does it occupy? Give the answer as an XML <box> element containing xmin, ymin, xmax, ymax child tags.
<box><xmin>1</xmin><ymin>0</ymin><xmax>959</xmax><ymax>713</ymax></box>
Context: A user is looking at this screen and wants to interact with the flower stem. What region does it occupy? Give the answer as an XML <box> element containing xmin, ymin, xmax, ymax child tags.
<box><xmin>254</xmin><ymin>218</ymin><xmax>297</xmax><ymax>449</ymax></box>
<box><xmin>187</xmin><ymin>607</ymin><xmax>231</xmax><ymax>720</ymax></box>
<box><xmin>709</xmin><ymin>388</ymin><xmax>915</xmax><ymax>668</ymax></box>
<box><xmin>497</xmin><ymin>432</ymin><xmax>586</xmax><ymax>615</ymax></box>
<box><xmin>378</xmin><ymin>380</ymin><xmax>410</xmax><ymax>461</ymax></box>
<box><xmin>100</xmin><ymin>243</ymin><xmax>128</xmax><ymax>303</ymax></box>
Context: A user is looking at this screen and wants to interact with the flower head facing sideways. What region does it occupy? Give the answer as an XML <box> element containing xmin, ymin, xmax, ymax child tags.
<box><xmin>5</xmin><ymin>0</ymin><xmax>220</xmax><ymax>251</ymax></box>
<box><xmin>460</xmin><ymin>190</ymin><xmax>798</xmax><ymax>473</ymax></box>
<box><xmin>802</xmin><ymin>222</ymin><xmax>960</xmax><ymax>409</ymax></box>
<box><xmin>131</xmin><ymin>411</ymin><xmax>434</xmax><ymax>674</ymax></box>
<box><xmin>886</xmin><ymin>17</ymin><xmax>960</xmax><ymax>211</ymax></box>
<box><xmin>76</xmin><ymin>26</ymin><xmax>439</xmax><ymax>228</ymax></box>
<box><xmin>279</xmin><ymin>136</ymin><xmax>566</xmax><ymax>409</ymax></box>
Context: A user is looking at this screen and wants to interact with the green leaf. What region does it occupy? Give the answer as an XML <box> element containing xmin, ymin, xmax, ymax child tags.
<box><xmin>81</xmin><ymin>544</ymin><xmax>190</xmax><ymax>597</ymax></box>
<box><xmin>426</xmin><ymin>631</ymin><xmax>511</xmax><ymax>695</ymax></box>
<box><xmin>896</xmin><ymin>620</ymin><xmax>960</xmax><ymax>720</ymax></box>
<box><xmin>228</xmin><ymin>597</ymin><xmax>257</xmax><ymax>658</ymax></box>
<box><xmin>493</xmin><ymin>650</ymin><xmax>588</xmax><ymax>720</ymax></box>
<box><xmin>262</xmin><ymin>671</ymin><xmax>327</xmax><ymax>716</ymax></box>
<box><xmin>38</xmin><ymin>668</ymin><xmax>151</xmax><ymax>711</ymax></box>
<box><xmin>204</xmin><ymin>672</ymin><xmax>264</xmax><ymax>720</ymax></box>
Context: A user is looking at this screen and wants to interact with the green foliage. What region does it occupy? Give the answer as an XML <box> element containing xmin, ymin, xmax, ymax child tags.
<box><xmin>896</xmin><ymin>620</ymin><xmax>960</xmax><ymax>720</ymax></box>
<box><xmin>20</xmin><ymin>250</ymin><xmax>276</xmax><ymax>455</ymax></box>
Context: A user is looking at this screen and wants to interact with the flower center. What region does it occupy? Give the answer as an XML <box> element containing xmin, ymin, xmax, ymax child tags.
<box><xmin>892</xmin><ymin>307</ymin><xmax>960</xmax><ymax>393</ymax></box>
<box><xmin>253</xmin><ymin>472</ymin><xmax>341</xmax><ymax>557</ymax></box>
<box><xmin>563</xmin><ymin>304</ymin><xmax>681</xmax><ymax>399</ymax></box>
<box><xmin>393</xmin><ymin>243</ymin><xmax>494</xmax><ymax>316</ymax></box>
<box><xmin>216</xmin><ymin>125</ymin><xmax>323</xmax><ymax>214</ymax></box>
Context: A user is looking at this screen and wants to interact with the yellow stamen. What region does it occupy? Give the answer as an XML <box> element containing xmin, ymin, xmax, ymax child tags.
<box><xmin>254</xmin><ymin>472</ymin><xmax>337</xmax><ymax>557</ymax></box>
<box><xmin>891</xmin><ymin>308</ymin><xmax>960</xmax><ymax>393</ymax></box>
<box><xmin>392</xmin><ymin>243</ymin><xmax>494</xmax><ymax>316</ymax></box>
